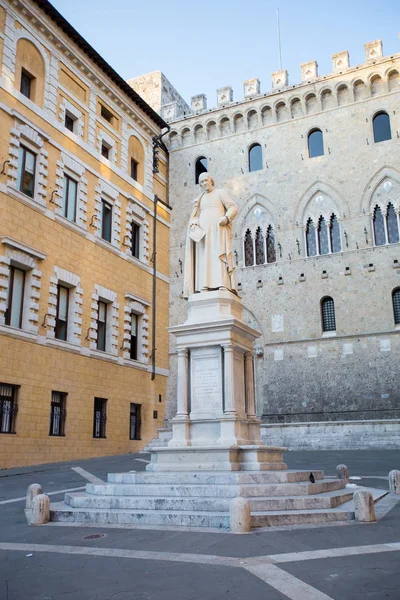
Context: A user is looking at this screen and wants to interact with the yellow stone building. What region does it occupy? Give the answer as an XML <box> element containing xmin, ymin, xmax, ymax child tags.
<box><xmin>0</xmin><ymin>0</ymin><xmax>170</xmax><ymax>468</ymax></box>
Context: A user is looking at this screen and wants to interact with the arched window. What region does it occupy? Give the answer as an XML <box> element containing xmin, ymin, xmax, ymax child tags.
<box><xmin>195</xmin><ymin>156</ymin><xmax>207</xmax><ymax>184</ymax></box>
<box><xmin>244</xmin><ymin>229</ymin><xmax>254</xmax><ymax>266</ymax></box>
<box><xmin>317</xmin><ymin>217</ymin><xmax>329</xmax><ymax>255</ymax></box>
<box><xmin>308</xmin><ymin>129</ymin><xmax>324</xmax><ymax>158</ymax></box>
<box><xmin>393</xmin><ymin>288</ymin><xmax>400</xmax><ymax>325</ymax></box>
<box><xmin>15</xmin><ymin>38</ymin><xmax>45</xmax><ymax>107</ymax></box>
<box><xmin>306</xmin><ymin>218</ymin><xmax>317</xmax><ymax>256</ymax></box>
<box><xmin>255</xmin><ymin>227</ymin><xmax>265</xmax><ymax>265</ymax></box>
<box><xmin>248</xmin><ymin>144</ymin><xmax>262</xmax><ymax>172</ymax></box>
<box><xmin>321</xmin><ymin>297</ymin><xmax>336</xmax><ymax>332</ymax></box>
<box><xmin>373</xmin><ymin>112</ymin><xmax>391</xmax><ymax>143</ymax></box>
<box><xmin>128</xmin><ymin>136</ymin><xmax>144</xmax><ymax>185</ymax></box>
<box><xmin>266</xmin><ymin>225</ymin><xmax>276</xmax><ymax>263</ymax></box>
<box><xmin>373</xmin><ymin>206</ymin><xmax>386</xmax><ymax>246</ymax></box>
<box><xmin>387</xmin><ymin>203</ymin><xmax>399</xmax><ymax>244</ymax></box>
<box><xmin>330</xmin><ymin>214</ymin><xmax>341</xmax><ymax>253</ymax></box>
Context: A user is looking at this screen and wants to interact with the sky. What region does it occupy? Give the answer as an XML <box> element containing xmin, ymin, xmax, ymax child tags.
<box><xmin>50</xmin><ymin>0</ymin><xmax>400</xmax><ymax>108</ymax></box>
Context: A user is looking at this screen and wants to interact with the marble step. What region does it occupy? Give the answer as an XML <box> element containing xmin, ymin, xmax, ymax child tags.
<box><xmin>64</xmin><ymin>488</ymin><xmax>353</xmax><ymax>512</ymax></box>
<box><xmin>107</xmin><ymin>470</ymin><xmax>325</xmax><ymax>485</ymax></box>
<box><xmin>84</xmin><ymin>478</ymin><xmax>344</xmax><ymax>498</ymax></box>
<box><xmin>251</xmin><ymin>508</ymin><xmax>353</xmax><ymax>527</ymax></box>
<box><xmin>50</xmin><ymin>503</ymin><xmax>230</xmax><ymax>528</ymax></box>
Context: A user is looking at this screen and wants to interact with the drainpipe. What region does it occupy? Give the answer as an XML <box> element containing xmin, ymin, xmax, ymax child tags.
<box><xmin>151</xmin><ymin>126</ymin><xmax>170</xmax><ymax>380</ymax></box>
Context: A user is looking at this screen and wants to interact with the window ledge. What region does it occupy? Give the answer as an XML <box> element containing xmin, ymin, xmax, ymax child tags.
<box><xmin>125</xmin><ymin>254</ymin><xmax>149</xmax><ymax>268</ymax></box>
<box><xmin>322</xmin><ymin>331</ymin><xmax>337</xmax><ymax>338</ymax></box>
<box><xmin>6</xmin><ymin>186</ymin><xmax>46</xmax><ymax>213</ymax></box>
<box><xmin>46</xmin><ymin>338</ymin><xmax>82</xmax><ymax>353</ymax></box>
<box><xmin>95</xmin><ymin>237</ymin><xmax>121</xmax><ymax>255</ymax></box>
<box><xmin>89</xmin><ymin>349</ymin><xmax>119</xmax><ymax>363</ymax></box>
<box><xmin>54</xmin><ymin>214</ymin><xmax>87</xmax><ymax>237</ymax></box>
<box><xmin>123</xmin><ymin>358</ymin><xmax>148</xmax><ymax>370</ymax></box>
<box><xmin>0</xmin><ymin>325</ymin><xmax>38</xmax><ymax>342</ymax></box>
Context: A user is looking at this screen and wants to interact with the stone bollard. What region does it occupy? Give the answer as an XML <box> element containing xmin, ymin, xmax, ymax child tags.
<box><xmin>353</xmin><ymin>489</ymin><xmax>376</xmax><ymax>522</ymax></box>
<box><xmin>336</xmin><ymin>464</ymin><xmax>349</xmax><ymax>483</ymax></box>
<box><xmin>26</xmin><ymin>483</ymin><xmax>43</xmax><ymax>509</ymax></box>
<box><xmin>388</xmin><ymin>470</ymin><xmax>400</xmax><ymax>494</ymax></box>
<box><xmin>30</xmin><ymin>494</ymin><xmax>50</xmax><ymax>525</ymax></box>
<box><xmin>230</xmin><ymin>497</ymin><xmax>251</xmax><ymax>533</ymax></box>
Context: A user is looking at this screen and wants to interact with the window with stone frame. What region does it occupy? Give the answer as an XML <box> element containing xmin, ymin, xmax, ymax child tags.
<box><xmin>59</xmin><ymin>98</ymin><xmax>84</xmax><ymax>139</ymax></box>
<box><xmin>308</xmin><ymin>129</ymin><xmax>324</xmax><ymax>158</ymax></box>
<box><xmin>0</xmin><ymin>238</ymin><xmax>45</xmax><ymax>334</ymax></box>
<box><xmin>49</xmin><ymin>391</ymin><xmax>67</xmax><ymax>436</ymax></box>
<box><xmin>373</xmin><ymin>206</ymin><xmax>387</xmax><ymax>246</ymax></box>
<box><xmin>88</xmin><ymin>286</ymin><xmax>119</xmax><ymax>356</ymax></box>
<box><xmin>373</xmin><ymin>111</ymin><xmax>391</xmax><ymax>143</ymax></box>
<box><xmin>124</xmin><ymin>200</ymin><xmax>149</xmax><ymax>263</ymax></box>
<box><xmin>330</xmin><ymin>215</ymin><xmax>341</xmax><ymax>253</ymax></box>
<box><xmin>306</xmin><ymin>218</ymin><xmax>317</xmax><ymax>256</ymax></box>
<box><xmin>98</xmin><ymin>129</ymin><xmax>117</xmax><ymax>164</ymax></box>
<box><xmin>248</xmin><ymin>144</ymin><xmax>263</xmax><ymax>172</ymax></box>
<box><xmin>46</xmin><ymin>267</ymin><xmax>82</xmax><ymax>346</ymax></box>
<box><xmin>195</xmin><ymin>156</ymin><xmax>208</xmax><ymax>184</ymax></box>
<box><xmin>266</xmin><ymin>225</ymin><xmax>276</xmax><ymax>263</ymax></box>
<box><xmin>306</xmin><ymin>214</ymin><xmax>341</xmax><ymax>257</ymax></box>
<box><xmin>122</xmin><ymin>294</ymin><xmax>150</xmax><ymax>363</ymax></box>
<box><xmin>255</xmin><ymin>227</ymin><xmax>265</xmax><ymax>265</ymax></box>
<box><xmin>321</xmin><ymin>297</ymin><xmax>336</xmax><ymax>332</ymax></box>
<box><xmin>54</xmin><ymin>153</ymin><xmax>88</xmax><ymax>229</ymax></box>
<box><xmin>8</xmin><ymin>122</ymin><xmax>48</xmax><ymax>206</ymax></box>
<box><xmin>93</xmin><ymin>181</ymin><xmax>121</xmax><ymax>248</ymax></box>
<box><xmin>0</xmin><ymin>383</ymin><xmax>19</xmax><ymax>434</ymax></box>
<box><xmin>393</xmin><ymin>288</ymin><xmax>400</xmax><ymax>325</ymax></box>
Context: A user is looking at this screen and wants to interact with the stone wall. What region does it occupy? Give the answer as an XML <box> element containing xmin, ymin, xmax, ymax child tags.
<box><xmin>163</xmin><ymin>42</ymin><xmax>400</xmax><ymax>428</ymax></box>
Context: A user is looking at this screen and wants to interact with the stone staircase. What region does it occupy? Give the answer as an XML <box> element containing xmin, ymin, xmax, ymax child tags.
<box><xmin>50</xmin><ymin>468</ymin><xmax>365</xmax><ymax>529</ymax></box>
<box><xmin>141</xmin><ymin>428</ymin><xmax>172</xmax><ymax>453</ymax></box>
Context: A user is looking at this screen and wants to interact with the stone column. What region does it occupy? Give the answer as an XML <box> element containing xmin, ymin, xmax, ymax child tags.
<box><xmin>176</xmin><ymin>348</ymin><xmax>189</xmax><ymax>417</ymax></box>
<box><xmin>223</xmin><ymin>344</ymin><xmax>236</xmax><ymax>414</ymax></box>
<box><xmin>245</xmin><ymin>353</ymin><xmax>256</xmax><ymax>417</ymax></box>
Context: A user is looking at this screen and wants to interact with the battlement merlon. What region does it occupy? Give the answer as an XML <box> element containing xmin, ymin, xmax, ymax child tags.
<box><xmin>127</xmin><ymin>39</ymin><xmax>397</xmax><ymax>123</ymax></box>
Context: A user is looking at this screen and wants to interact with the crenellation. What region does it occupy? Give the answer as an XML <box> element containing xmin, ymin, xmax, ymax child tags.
<box><xmin>191</xmin><ymin>94</ymin><xmax>207</xmax><ymax>113</ymax></box>
<box><xmin>217</xmin><ymin>86</ymin><xmax>233</xmax><ymax>106</ymax></box>
<box><xmin>244</xmin><ymin>78</ymin><xmax>260</xmax><ymax>98</ymax></box>
<box><xmin>301</xmin><ymin>60</ymin><xmax>318</xmax><ymax>82</ymax></box>
<box><xmin>365</xmin><ymin>39</ymin><xmax>383</xmax><ymax>62</ymax></box>
<box><xmin>332</xmin><ymin>50</ymin><xmax>350</xmax><ymax>73</ymax></box>
<box><xmin>272</xmin><ymin>69</ymin><xmax>288</xmax><ymax>89</ymax></box>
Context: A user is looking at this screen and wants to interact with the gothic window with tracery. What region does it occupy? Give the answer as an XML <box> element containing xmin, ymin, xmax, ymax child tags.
<box><xmin>387</xmin><ymin>203</ymin><xmax>399</xmax><ymax>244</ymax></box>
<box><xmin>373</xmin><ymin>206</ymin><xmax>386</xmax><ymax>246</ymax></box>
<box><xmin>318</xmin><ymin>217</ymin><xmax>329</xmax><ymax>255</ymax></box>
<box><xmin>330</xmin><ymin>215</ymin><xmax>341</xmax><ymax>253</ymax></box>
<box><xmin>244</xmin><ymin>229</ymin><xmax>254</xmax><ymax>266</ymax></box>
<box><xmin>255</xmin><ymin>227</ymin><xmax>265</xmax><ymax>265</ymax></box>
<box><xmin>306</xmin><ymin>218</ymin><xmax>317</xmax><ymax>256</ymax></box>
<box><xmin>266</xmin><ymin>225</ymin><xmax>276</xmax><ymax>263</ymax></box>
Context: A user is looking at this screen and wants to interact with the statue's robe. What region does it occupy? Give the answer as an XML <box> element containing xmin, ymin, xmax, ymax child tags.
<box><xmin>183</xmin><ymin>188</ymin><xmax>238</xmax><ymax>297</ymax></box>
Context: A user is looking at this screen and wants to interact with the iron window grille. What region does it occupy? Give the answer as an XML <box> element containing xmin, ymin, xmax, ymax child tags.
<box><xmin>244</xmin><ymin>229</ymin><xmax>254</xmax><ymax>266</ymax></box>
<box><xmin>255</xmin><ymin>227</ymin><xmax>265</xmax><ymax>265</ymax></box>
<box><xmin>18</xmin><ymin>146</ymin><xmax>36</xmax><ymax>198</ymax></box>
<box><xmin>321</xmin><ymin>297</ymin><xmax>336</xmax><ymax>332</ymax></box>
<box><xmin>393</xmin><ymin>289</ymin><xmax>400</xmax><ymax>325</ymax></box>
<box><xmin>5</xmin><ymin>266</ymin><xmax>25</xmax><ymax>329</ymax></box>
<box><xmin>129</xmin><ymin>403</ymin><xmax>141</xmax><ymax>440</ymax></box>
<box><xmin>93</xmin><ymin>397</ymin><xmax>107</xmax><ymax>438</ymax></box>
<box><xmin>0</xmin><ymin>383</ymin><xmax>19</xmax><ymax>434</ymax></box>
<box><xmin>49</xmin><ymin>391</ymin><xmax>67</xmax><ymax>436</ymax></box>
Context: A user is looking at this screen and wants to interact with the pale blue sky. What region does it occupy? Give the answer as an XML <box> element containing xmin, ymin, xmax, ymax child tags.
<box><xmin>51</xmin><ymin>0</ymin><xmax>400</xmax><ymax>107</ymax></box>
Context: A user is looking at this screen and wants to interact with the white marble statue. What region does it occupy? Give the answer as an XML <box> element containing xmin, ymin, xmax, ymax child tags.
<box><xmin>183</xmin><ymin>173</ymin><xmax>238</xmax><ymax>297</ymax></box>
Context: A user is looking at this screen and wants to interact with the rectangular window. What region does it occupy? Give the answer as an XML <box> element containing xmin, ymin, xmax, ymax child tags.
<box><xmin>5</xmin><ymin>266</ymin><xmax>25</xmax><ymax>329</ymax></box>
<box><xmin>130</xmin><ymin>313</ymin><xmax>138</xmax><ymax>360</ymax></box>
<box><xmin>55</xmin><ymin>285</ymin><xmax>69</xmax><ymax>341</ymax></box>
<box><xmin>101</xmin><ymin>200</ymin><xmax>112</xmax><ymax>242</ymax></box>
<box><xmin>97</xmin><ymin>301</ymin><xmax>107</xmax><ymax>351</ymax></box>
<box><xmin>20</xmin><ymin>69</ymin><xmax>33</xmax><ymax>99</ymax></box>
<box><xmin>62</xmin><ymin>175</ymin><xmax>78</xmax><ymax>222</ymax></box>
<box><xmin>93</xmin><ymin>397</ymin><xmax>107</xmax><ymax>438</ymax></box>
<box><xmin>17</xmin><ymin>146</ymin><xmax>36</xmax><ymax>198</ymax></box>
<box><xmin>65</xmin><ymin>112</ymin><xmax>76</xmax><ymax>133</ymax></box>
<box><xmin>131</xmin><ymin>222</ymin><xmax>140</xmax><ymax>259</ymax></box>
<box><xmin>49</xmin><ymin>391</ymin><xmax>66</xmax><ymax>436</ymax></box>
<box><xmin>100</xmin><ymin>104</ymin><xmax>113</xmax><ymax>123</ymax></box>
<box><xmin>0</xmin><ymin>383</ymin><xmax>19</xmax><ymax>434</ymax></box>
<box><xmin>101</xmin><ymin>143</ymin><xmax>110</xmax><ymax>159</ymax></box>
<box><xmin>130</xmin><ymin>158</ymin><xmax>138</xmax><ymax>181</ymax></box>
<box><xmin>129</xmin><ymin>403</ymin><xmax>141</xmax><ymax>440</ymax></box>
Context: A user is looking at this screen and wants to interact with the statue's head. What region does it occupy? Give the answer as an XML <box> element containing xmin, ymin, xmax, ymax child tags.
<box><xmin>199</xmin><ymin>173</ymin><xmax>214</xmax><ymax>192</ymax></box>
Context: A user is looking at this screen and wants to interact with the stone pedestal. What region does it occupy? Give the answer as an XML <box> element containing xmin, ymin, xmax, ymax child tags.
<box><xmin>147</xmin><ymin>291</ymin><xmax>287</xmax><ymax>472</ymax></box>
